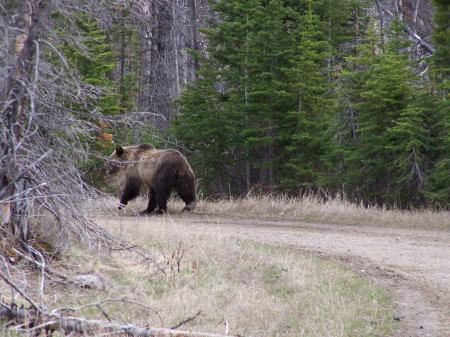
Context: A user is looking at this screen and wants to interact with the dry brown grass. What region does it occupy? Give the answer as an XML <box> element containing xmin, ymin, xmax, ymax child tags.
<box><xmin>180</xmin><ymin>195</ymin><xmax>450</xmax><ymax>230</ymax></box>
<box><xmin>2</xmin><ymin>211</ymin><xmax>392</xmax><ymax>337</ymax></box>
<box><xmin>1</xmin><ymin>196</ymin><xmax>407</xmax><ymax>336</ymax></box>
<box><xmin>2</xmin><ymin>223</ymin><xmax>394</xmax><ymax>337</ymax></box>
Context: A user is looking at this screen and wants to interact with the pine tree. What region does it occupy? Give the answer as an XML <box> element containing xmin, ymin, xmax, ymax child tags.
<box><xmin>171</xmin><ymin>56</ymin><xmax>239</xmax><ymax>193</ymax></box>
<box><xmin>175</xmin><ymin>0</ymin><xmax>262</xmax><ymax>194</ymax></box>
<box><xmin>239</xmin><ymin>0</ymin><xmax>295</xmax><ymax>189</ymax></box>
<box><xmin>111</xmin><ymin>6</ymin><xmax>140</xmax><ymax>113</ymax></box>
<box><xmin>283</xmin><ymin>0</ymin><xmax>369</xmax><ymax>52</ymax></box>
<box><xmin>279</xmin><ymin>2</ymin><xmax>332</xmax><ymax>190</ymax></box>
<box><xmin>59</xmin><ymin>13</ymin><xmax>120</xmax><ymax>186</ymax></box>
<box><xmin>64</xmin><ymin>14</ymin><xmax>120</xmax><ymax>115</ymax></box>
<box><xmin>426</xmin><ymin>0</ymin><xmax>450</xmax><ymax>206</ymax></box>
<box><xmin>345</xmin><ymin>18</ymin><xmax>431</xmax><ymax>206</ymax></box>
<box><xmin>331</xmin><ymin>17</ymin><xmax>380</xmax><ymax>195</ymax></box>
<box><xmin>173</xmin><ymin>0</ymin><xmax>295</xmax><ymax>194</ymax></box>
<box><xmin>317</xmin><ymin>0</ymin><xmax>369</xmax><ymax>80</ymax></box>
<box><xmin>318</xmin><ymin>0</ymin><xmax>369</xmax><ymax>45</ymax></box>
<box><xmin>385</xmin><ymin>90</ymin><xmax>431</xmax><ymax>206</ymax></box>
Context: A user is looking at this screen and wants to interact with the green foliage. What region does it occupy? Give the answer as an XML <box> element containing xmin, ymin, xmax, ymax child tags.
<box><xmin>110</xmin><ymin>7</ymin><xmax>141</xmax><ymax>113</ymax></box>
<box><xmin>280</xmin><ymin>2</ymin><xmax>333</xmax><ymax>190</ymax></box>
<box><xmin>172</xmin><ymin>56</ymin><xmax>237</xmax><ymax>192</ymax></box>
<box><xmin>174</xmin><ymin>0</ymin><xmax>298</xmax><ymax>193</ymax></box>
<box><xmin>431</xmin><ymin>0</ymin><xmax>450</xmax><ymax>80</ymax></box>
<box><xmin>58</xmin><ymin>11</ymin><xmax>143</xmax><ymax>188</ymax></box>
<box><xmin>63</xmin><ymin>13</ymin><xmax>120</xmax><ymax>115</ymax></box>
<box><xmin>425</xmin><ymin>0</ymin><xmax>450</xmax><ymax>206</ymax></box>
<box><xmin>171</xmin><ymin>1</ymin><xmax>448</xmax><ymax>208</ymax></box>
<box><xmin>338</xmin><ymin>18</ymin><xmax>433</xmax><ymax>206</ymax></box>
<box><xmin>385</xmin><ymin>91</ymin><xmax>431</xmax><ymax>206</ymax></box>
<box><xmin>52</xmin><ymin>13</ymin><xmax>119</xmax><ymax>187</ymax></box>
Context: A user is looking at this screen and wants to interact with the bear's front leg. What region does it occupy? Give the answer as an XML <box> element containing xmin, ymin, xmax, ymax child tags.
<box><xmin>119</xmin><ymin>176</ymin><xmax>140</xmax><ymax>209</ymax></box>
<box><xmin>140</xmin><ymin>188</ymin><xmax>156</xmax><ymax>215</ymax></box>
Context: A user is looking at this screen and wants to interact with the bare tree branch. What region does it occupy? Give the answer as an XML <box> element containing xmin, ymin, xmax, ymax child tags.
<box><xmin>0</xmin><ymin>303</ymin><xmax>237</xmax><ymax>337</ymax></box>
<box><xmin>0</xmin><ymin>272</ymin><xmax>42</xmax><ymax>313</ymax></box>
<box><xmin>377</xmin><ymin>2</ymin><xmax>434</xmax><ymax>54</ymax></box>
<box><xmin>171</xmin><ymin>310</ymin><xmax>202</xmax><ymax>330</ymax></box>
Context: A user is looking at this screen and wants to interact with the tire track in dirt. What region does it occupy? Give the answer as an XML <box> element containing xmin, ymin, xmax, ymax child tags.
<box><xmin>112</xmin><ymin>212</ymin><xmax>450</xmax><ymax>337</ymax></box>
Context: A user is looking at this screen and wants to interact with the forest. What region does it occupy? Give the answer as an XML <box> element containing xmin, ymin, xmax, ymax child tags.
<box><xmin>171</xmin><ymin>0</ymin><xmax>449</xmax><ymax>208</ymax></box>
<box><xmin>1</xmin><ymin>0</ymin><xmax>448</xmax><ymax>212</ymax></box>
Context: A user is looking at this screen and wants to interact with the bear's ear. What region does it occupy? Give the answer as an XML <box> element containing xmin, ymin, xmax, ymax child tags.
<box><xmin>115</xmin><ymin>145</ymin><xmax>124</xmax><ymax>156</ymax></box>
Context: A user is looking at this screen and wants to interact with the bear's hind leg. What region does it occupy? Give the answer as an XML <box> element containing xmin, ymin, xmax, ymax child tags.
<box><xmin>140</xmin><ymin>188</ymin><xmax>156</xmax><ymax>215</ymax></box>
<box><xmin>154</xmin><ymin>184</ymin><xmax>170</xmax><ymax>214</ymax></box>
<box><xmin>151</xmin><ymin>165</ymin><xmax>176</xmax><ymax>214</ymax></box>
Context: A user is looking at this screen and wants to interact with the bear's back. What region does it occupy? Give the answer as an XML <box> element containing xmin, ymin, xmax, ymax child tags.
<box><xmin>133</xmin><ymin>149</ymin><xmax>161</xmax><ymax>187</ymax></box>
<box><xmin>134</xmin><ymin>149</ymin><xmax>186</xmax><ymax>187</ymax></box>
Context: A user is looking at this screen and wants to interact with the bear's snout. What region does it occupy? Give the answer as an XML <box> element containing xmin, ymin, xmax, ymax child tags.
<box><xmin>104</xmin><ymin>159</ymin><xmax>123</xmax><ymax>175</ymax></box>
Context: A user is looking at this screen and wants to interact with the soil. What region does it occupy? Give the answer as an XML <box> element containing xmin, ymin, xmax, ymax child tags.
<box><xmin>114</xmin><ymin>212</ymin><xmax>450</xmax><ymax>337</ymax></box>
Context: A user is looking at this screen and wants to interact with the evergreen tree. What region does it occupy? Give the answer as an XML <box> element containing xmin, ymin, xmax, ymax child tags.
<box><xmin>172</xmin><ymin>0</ymin><xmax>440</xmax><ymax>207</ymax></box>
<box><xmin>183</xmin><ymin>0</ymin><xmax>262</xmax><ymax>193</ymax></box>
<box><xmin>283</xmin><ymin>0</ymin><xmax>368</xmax><ymax>52</ymax></box>
<box><xmin>59</xmin><ymin>13</ymin><xmax>120</xmax><ymax>186</ymax></box>
<box><xmin>318</xmin><ymin>0</ymin><xmax>368</xmax><ymax>49</ymax></box>
<box><xmin>426</xmin><ymin>0</ymin><xmax>450</xmax><ymax>206</ymax></box>
<box><xmin>385</xmin><ymin>90</ymin><xmax>431</xmax><ymax>206</ymax></box>
<box><xmin>173</xmin><ymin>0</ymin><xmax>295</xmax><ymax>194</ymax></box>
<box><xmin>240</xmin><ymin>0</ymin><xmax>295</xmax><ymax>188</ymax></box>
<box><xmin>332</xmin><ymin>23</ymin><xmax>380</xmax><ymax>194</ymax></box>
<box><xmin>344</xmin><ymin>18</ymin><xmax>431</xmax><ymax>206</ymax></box>
<box><xmin>172</xmin><ymin>56</ymin><xmax>239</xmax><ymax>193</ymax></box>
<box><xmin>111</xmin><ymin>6</ymin><xmax>140</xmax><ymax>113</ymax></box>
<box><xmin>64</xmin><ymin>14</ymin><xmax>120</xmax><ymax>115</ymax></box>
<box><xmin>280</xmin><ymin>2</ymin><xmax>332</xmax><ymax>190</ymax></box>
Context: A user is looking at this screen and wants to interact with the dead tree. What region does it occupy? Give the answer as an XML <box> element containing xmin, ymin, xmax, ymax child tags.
<box><xmin>0</xmin><ymin>0</ymin><xmax>173</xmax><ymax>255</ymax></box>
<box><xmin>136</xmin><ymin>0</ymin><xmax>212</xmax><ymax>126</ymax></box>
<box><xmin>0</xmin><ymin>0</ymin><xmax>51</xmax><ymax>244</ymax></box>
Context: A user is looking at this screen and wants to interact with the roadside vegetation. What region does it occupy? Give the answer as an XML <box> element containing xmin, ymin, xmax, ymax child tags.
<box><xmin>191</xmin><ymin>196</ymin><xmax>450</xmax><ymax>230</ymax></box>
<box><xmin>1</xmin><ymin>212</ymin><xmax>394</xmax><ymax>337</ymax></box>
<box><xmin>103</xmin><ymin>195</ymin><xmax>450</xmax><ymax>230</ymax></box>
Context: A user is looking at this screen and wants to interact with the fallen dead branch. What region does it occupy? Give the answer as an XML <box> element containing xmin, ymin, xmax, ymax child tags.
<box><xmin>0</xmin><ymin>303</ymin><xmax>237</xmax><ymax>337</ymax></box>
<box><xmin>53</xmin><ymin>297</ymin><xmax>164</xmax><ymax>326</ymax></box>
<box><xmin>378</xmin><ymin>3</ymin><xmax>434</xmax><ymax>54</ymax></box>
<box><xmin>0</xmin><ymin>272</ymin><xmax>42</xmax><ymax>313</ymax></box>
<box><xmin>171</xmin><ymin>310</ymin><xmax>202</xmax><ymax>330</ymax></box>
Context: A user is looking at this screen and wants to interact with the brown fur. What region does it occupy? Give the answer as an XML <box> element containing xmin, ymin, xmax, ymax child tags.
<box><xmin>106</xmin><ymin>144</ymin><xmax>196</xmax><ymax>214</ymax></box>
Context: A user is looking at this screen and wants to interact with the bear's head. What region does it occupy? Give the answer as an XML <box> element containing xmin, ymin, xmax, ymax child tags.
<box><xmin>105</xmin><ymin>145</ymin><xmax>131</xmax><ymax>175</ymax></box>
<box><xmin>105</xmin><ymin>144</ymin><xmax>154</xmax><ymax>175</ymax></box>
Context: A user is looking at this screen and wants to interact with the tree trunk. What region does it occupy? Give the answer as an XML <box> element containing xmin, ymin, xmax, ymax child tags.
<box><xmin>374</xmin><ymin>0</ymin><xmax>385</xmax><ymax>50</ymax></box>
<box><xmin>119</xmin><ymin>11</ymin><xmax>126</xmax><ymax>109</ymax></box>
<box><xmin>190</xmin><ymin>0</ymin><xmax>199</xmax><ymax>71</ymax></box>
<box><xmin>413</xmin><ymin>0</ymin><xmax>421</xmax><ymax>23</ymax></box>
<box><xmin>0</xmin><ymin>0</ymin><xmax>50</xmax><ymax>244</ymax></box>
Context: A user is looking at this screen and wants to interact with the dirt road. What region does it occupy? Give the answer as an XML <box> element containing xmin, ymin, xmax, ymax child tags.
<box><xmin>116</xmin><ymin>212</ymin><xmax>450</xmax><ymax>337</ymax></box>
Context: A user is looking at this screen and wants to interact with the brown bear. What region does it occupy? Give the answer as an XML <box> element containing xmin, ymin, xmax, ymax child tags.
<box><xmin>106</xmin><ymin>144</ymin><xmax>196</xmax><ymax>214</ymax></box>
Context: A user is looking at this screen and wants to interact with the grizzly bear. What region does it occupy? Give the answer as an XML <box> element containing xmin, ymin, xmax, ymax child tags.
<box><xmin>106</xmin><ymin>144</ymin><xmax>196</xmax><ymax>214</ymax></box>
